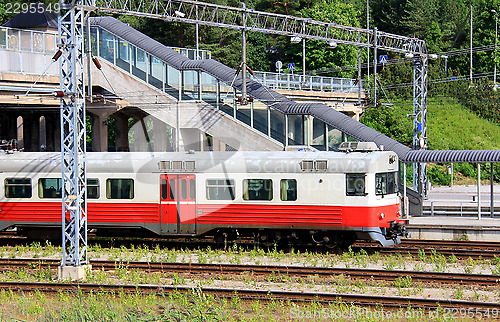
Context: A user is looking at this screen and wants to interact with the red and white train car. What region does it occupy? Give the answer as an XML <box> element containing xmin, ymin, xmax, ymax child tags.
<box><xmin>0</xmin><ymin>142</ymin><xmax>406</xmax><ymax>247</ymax></box>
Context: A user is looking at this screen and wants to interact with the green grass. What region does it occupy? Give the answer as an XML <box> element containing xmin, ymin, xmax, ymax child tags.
<box><xmin>394</xmin><ymin>97</ymin><xmax>500</xmax><ymax>150</ymax></box>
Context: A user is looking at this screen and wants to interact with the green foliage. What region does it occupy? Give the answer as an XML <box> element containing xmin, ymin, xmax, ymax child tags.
<box><xmin>301</xmin><ymin>1</ymin><xmax>362</xmax><ymax>78</ymax></box>
<box><xmin>427</xmin><ymin>164</ymin><xmax>451</xmax><ymax>185</ymax></box>
<box><xmin>360</xmin><ymin>104</ymin><xmax>412</xmax><ymax>146</ymax></box>
<box><xmin>451</xmin><ymin>80</ymin><xmax>500</xmax><ymax>126</ymax></box>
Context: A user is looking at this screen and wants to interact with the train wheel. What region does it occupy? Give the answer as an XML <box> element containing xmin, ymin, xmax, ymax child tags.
<box><xmin>338</xmin><ymin>232</ymin><xmax>357</xmax><ymax>250</ymax></box>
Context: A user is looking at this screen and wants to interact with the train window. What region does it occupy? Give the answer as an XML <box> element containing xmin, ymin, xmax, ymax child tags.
<box><xmin>376</xmin><ymin>172</ymin><xmax>398</xmax><ymax>196</ymax></box>
<box><xmin>280</xmin><ymin>179</ymin><xmax>297</xmax><ymax>201</ymax></box>
<box><xmin>87</xmin><ymin>179</ymin><xmax>99</xmax><ymax>199</ymax></box>
<box><xmin>243</xmin><ymin>179</ymin><xmax>273</xmax><ymax>201</ymax></box>
<box><xmin>38</xmin><ymin>178</ymin><xmax>62</xmax><ymax>198</ymax></box>
<box><xmin>169</xmin><ymin>179</ymin><xmax>176</xmax><ymax>199</ymax></box>
<box><xmin>189</xmin><ymin>179</ymin><xmax>195</xmax><ymax>199</ymax></box>
<box><xmin>206</xmin><ymin>179</ymin><xmax>235</xmax><ymax>200</ymax></box>
<box><xmin>161</xmin><ymin>178</ymin><xmax>168</xmax><ymax>199</ymax></box>
<box><xmin>181</xmin><ymin>179</ymin><xmax>188</xmax><ymax>200</ymax></box>
<box><xmin>106</xmin><ymin>179</ymin><xmax>134</xmax><ymax>199</ymax></box>
<box><xmin>5</xmin><ymin>178</ymin><xmax>31</xmax><ymax>198</ymax></box>
<box><xmin>346</xmin><ymin>174</ymin><xmax>366</xmax><ymax>196</ymax></box>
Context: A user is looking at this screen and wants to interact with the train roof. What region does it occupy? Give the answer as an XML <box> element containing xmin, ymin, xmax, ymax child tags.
<box><xmin>0</xmin><ymin>150</ymin><xmax>398</xmax><ymax>174</ymax></box>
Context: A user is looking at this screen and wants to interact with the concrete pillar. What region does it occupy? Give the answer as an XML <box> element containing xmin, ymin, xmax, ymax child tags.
<box><xmin>179</xmin><ymin>128</ymin><xmax>202</xmax><ymax>151</ymax></box>
<box><xmin>89</xmin><ymin>112</ymin><xmax>109</xmax><ymax>152</ymax></box>
<box><xmin>39</xmin><ymin>116</ymin><xmax>46</xmax><ymax>151</ymax></box>
<box><xmin>211</xmin><ymin>137</ymin><xmax>226</xmax><ymax>152</ymax></box>
<box><xmin>16</xmin><ymin>115</ymin><xmax>24</xmax><ymax>150</ymax></box>
<box><xmin>130</xmin><ymin>117</ymin><xmax>150</xmax><ymax>152</ymax></box>
<box><xmin>113</xmin><ymin>115</ymin><xmax>129</xmax><ymax>152</ymax></box>
<box><xmin>199</xmin><ymin>131</ymin><xmax>207</xmax><ymax>152</ymax></box>
<box><xmin>153</xmin><ymin>118</ymin><xmax>167</xmax><ymax>152</ymax></box>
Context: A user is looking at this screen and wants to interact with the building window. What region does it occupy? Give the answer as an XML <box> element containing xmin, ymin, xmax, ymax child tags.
<box><xmin>346</xmin><ymin>174</ymin><xmax>366</xmax><ymax>196</ymax></box>
<box><xmin>5</xmin><ymin>178</ymin><xmax>31</xmax><ymax>198</ymax></box>
<box><xmin>38</xmin><ymin>178</ymin><xmax>62</xmax><ymax>198</ymax></box>
<box><xmin>106</xmin><ymin>179</ymin><xmax>134</xmax><ymax>199</ymax></box>
<box><xmin>206</xmin><ymin>179</ymin><xmax>235</xmax><ymax>200</ymax></box>
<box><xmin>376</xmin><ymin>172</ymin><xmax>398</xmax><ymax>196</ymax></box>
<box><xmin>280</xmin><ymin>179</ymin><xmax>297</xmax><ymax>201</ymax></box>
<box><xmin>87</xmin><ymin>179</ymin><xmax>100</xmax><ymax>199</ymax></box>
<box><xmin>243</xmin><ymin>179</ymin><xmax>272</xmax><ymax>201</ymax></box>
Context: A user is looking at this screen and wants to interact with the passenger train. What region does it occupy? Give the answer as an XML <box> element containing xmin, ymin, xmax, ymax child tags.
<box><xmin>0</xmin><ymin>142</ymin><xmax>406</xmax><ymax>247</ymax></box>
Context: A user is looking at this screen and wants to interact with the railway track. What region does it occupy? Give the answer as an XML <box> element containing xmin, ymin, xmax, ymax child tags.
<box><xmin>2</xmin><ymin>258</ymin><xmax>499</xmax><ymax>287</ymax></box>
<box><xmin>355</xmin><ymin>239</ymin><xmax>500</xmax><ymax>259</ymax></box>
<box><xmin>1</xmin><ymin>232</ymin><xmax>500</xmax><ymax>259</ymax></box>
<box><xmin>1</xmin><ymin>280</ymin><xmax>499</xmax><ymax>313</ymax></box>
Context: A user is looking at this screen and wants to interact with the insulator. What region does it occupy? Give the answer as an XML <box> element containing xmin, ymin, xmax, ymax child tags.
<box><xmin>246</xmin><ymin>66</ymin><xmax>254</xmax><ymax>75</ymax></box>
<box><xmin>52</xmin><ymin>91</ymin><xmax>65</xmax><ymax>97</ymax></box>
<box><xmin>353</xmin><ymin>78</ymin><xmax>359</xmax><ymax>85</ymax></box>
<box><xmin>376</xmin><ymin>79</ymin><xmax>382</xmax><ymax>86</ymax></box>
<box><xmin>52</xmin><ymin>50</ymin><xmax>62</xmax><ymax>61</ymax></box>
<box><xmin>92</xmin><ymin>57</ymin><xmax>102</xmax><ymax>70</ymax></box>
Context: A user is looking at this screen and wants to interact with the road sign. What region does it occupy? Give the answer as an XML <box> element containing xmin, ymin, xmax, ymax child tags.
<box><xmin>379</xmin><ymin>55</ymin><xmax>388</xmax><ymax>64</ymax></box>
<box><xmin>288</xmin><ymin>63</ymin><xmax>295</xmax><ymax>72</ymax></box>
<box><xmin>275</xmin><ymin>60</ymin><xmax>283</xmax><ymax>69</ymax></box>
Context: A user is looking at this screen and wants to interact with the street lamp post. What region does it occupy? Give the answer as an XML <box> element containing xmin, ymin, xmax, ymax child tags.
<box><xmin>492</xmin><ymin>9</ymin><xmax>498</xmax><ymax>89</ymax></box>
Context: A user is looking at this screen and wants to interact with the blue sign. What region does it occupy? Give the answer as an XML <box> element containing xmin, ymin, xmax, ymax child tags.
<box><xmin>379</xmin><ymin>55</ymin><xmax>388</xmax><ymax>64</ymax></box>
<box><xmin>288</xmin><ymin>63</ymin><xmax>295</xmax><ymax>72</ymax></box>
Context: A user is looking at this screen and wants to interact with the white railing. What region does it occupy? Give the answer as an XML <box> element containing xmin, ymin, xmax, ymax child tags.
<box><xmin>252</xmin><ymin>71</ymin><xmax>362</xmax><ymax>93</ymax></box>
<box><xmin>0</xmin><ymin>26</ymin><xmax>57</xmax><ymax>54</ymax></box>
<box><xmin>0</xmin><ymin>26</ymin><xmax>59</xmax><ymax>76</ymax></box>
<box><xmin>424</xmin><ymin>200</ymin><xmax>498</xmax><ymax>218</ymax></box>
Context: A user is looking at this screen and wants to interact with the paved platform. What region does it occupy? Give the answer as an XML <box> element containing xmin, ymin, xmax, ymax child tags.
<box><xmin>406</xmin><ymin>216</ymin><xmax>500</xmax><ymax>242</ymax></box>
<box><xmin>405</xmin><ymin>185</ymin><xmax>500</xmax><ymax>241</ymax></box>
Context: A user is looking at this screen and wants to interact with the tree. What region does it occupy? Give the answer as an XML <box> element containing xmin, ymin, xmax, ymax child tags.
<box><xmin>300</xmin><ymin>1</ymin><xmax>363</xmax><ymax>78</ymax></box>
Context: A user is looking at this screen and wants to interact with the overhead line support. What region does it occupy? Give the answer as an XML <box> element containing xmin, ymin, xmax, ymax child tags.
<box><xmin>57</xmin><ymin>0</ymin><xmax>93</xmax><ymax>280</ymax></box>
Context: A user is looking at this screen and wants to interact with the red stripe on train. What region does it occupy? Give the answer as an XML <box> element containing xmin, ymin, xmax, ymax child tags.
<box><xmin>0</xmin><ymin>201</ymin><xmax>399</xmax><ymax>228</ymax></box>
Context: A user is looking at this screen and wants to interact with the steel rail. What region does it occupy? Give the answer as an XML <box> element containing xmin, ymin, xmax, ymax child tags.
<box><xmin>356</xmin><ymin>240</ymin><xmax>500</xmax><ymax>259</ymax></box>
<box><xmin>0</xmin><ymin>281</ymin><xmax>498</xmax><ymax>312</ymax></box>
<box><xmin>399</xmin><ymin>239</ymin><xmax>500</xmax><ymax>249</ymax></box>
<box><xmin>2</xmin><ymin>259</ymin><xmax>499</xmax><ymax>287</ymax></box>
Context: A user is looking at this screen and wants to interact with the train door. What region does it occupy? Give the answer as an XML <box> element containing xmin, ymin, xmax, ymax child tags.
<box><xmin>160</xmin><ymin>174</ymin><xmax>196</xmax><ymax>234</ymax></box>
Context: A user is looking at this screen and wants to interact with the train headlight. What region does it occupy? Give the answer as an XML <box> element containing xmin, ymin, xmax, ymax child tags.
<box><xmin>379</xmin><ymin>213</ymin><xmax>385</xmax><ymax>219</ymax></box>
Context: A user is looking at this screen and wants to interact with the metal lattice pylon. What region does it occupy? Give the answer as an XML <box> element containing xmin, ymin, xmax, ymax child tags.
<box><xmin>412</xmin><ymin>56</ymin><xmax>428</xmax><ymax>196</ymax></box>
<box><xmin>58</xmin><ymin>1</ymin><xmax>88</xmax><ymax>266</ymax></box>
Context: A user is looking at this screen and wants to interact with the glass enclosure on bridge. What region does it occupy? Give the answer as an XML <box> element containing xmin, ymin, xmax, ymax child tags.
<box><xmin>88</xmin><ymin>26</ymin><xmax>357</xmax><ymax>151</ymax></box>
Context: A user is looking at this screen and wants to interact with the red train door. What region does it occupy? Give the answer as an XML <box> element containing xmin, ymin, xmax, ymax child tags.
<box><xmin>160</xmin><ymin>174</ymin><xmax>196</xmax><ymax>234</ymax></box>
<box><xmin>178</xmin><ymin>174</ymin><xmax>196</xmax><ymax>234</ymax></box>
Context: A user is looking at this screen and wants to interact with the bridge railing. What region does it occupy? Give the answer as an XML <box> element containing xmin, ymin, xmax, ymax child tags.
<box><xmin>252</xmin><ymin>71</ymin><xmax>363</xmax><ymax>93</ymax></box>
<box><xmin>0</xmin><ymin>26</ymin><xmax>59</xmax><ymax>76</ymax></box>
